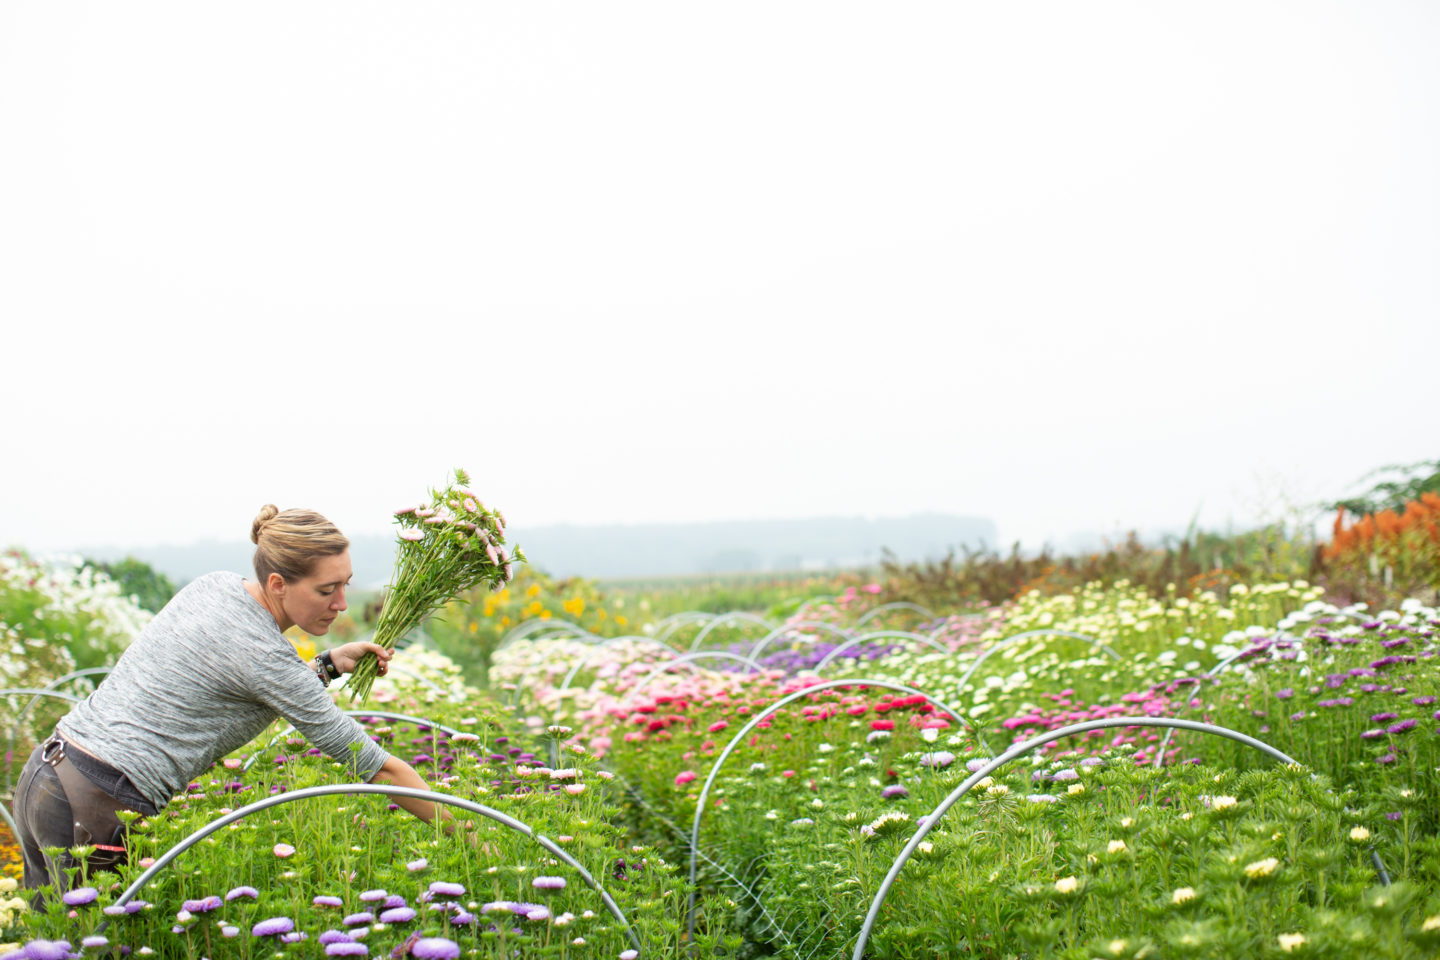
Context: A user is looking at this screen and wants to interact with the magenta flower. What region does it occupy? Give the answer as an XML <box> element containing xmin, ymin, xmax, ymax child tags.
<box><xmin>674</xmin><ymin>770</ymin><xmax>697</xmax><ymax>786</ymax></box>
<box><xmin>1387</xmin><ymin>719</ymin><xmax>1418</xmax><ymax>734</ymax></box>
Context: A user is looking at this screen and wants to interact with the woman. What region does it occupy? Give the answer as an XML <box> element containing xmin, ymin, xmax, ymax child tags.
<box><xmin>13</xmin><ymin>505</ymin><xmax>453</xmax><ymax>893</ymax></box>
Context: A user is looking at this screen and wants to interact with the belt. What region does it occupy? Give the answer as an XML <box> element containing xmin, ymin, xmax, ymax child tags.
<box><xmin>41</xmin><ymin>734</ymin><xmax>134</xmax><ymax>853</ymax></box>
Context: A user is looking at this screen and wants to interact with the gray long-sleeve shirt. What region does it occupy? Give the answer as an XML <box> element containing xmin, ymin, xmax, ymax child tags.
<box><xmin>58</xmin><ymin>571</ymin><xmax>389</xmax><ymax>811</ymax></box>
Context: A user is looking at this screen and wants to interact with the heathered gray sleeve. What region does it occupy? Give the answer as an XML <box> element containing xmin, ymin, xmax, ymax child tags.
<box><xmin>58</xmin><ymin>571</ymin><xmax>389</xmax><ymax>811</ymax></box>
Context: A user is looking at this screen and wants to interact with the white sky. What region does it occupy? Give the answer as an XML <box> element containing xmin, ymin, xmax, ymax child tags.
<box><xmin>2</xmin><ymin>2</ymin><xmax>1436</xmax><ymax>557</ymax></box>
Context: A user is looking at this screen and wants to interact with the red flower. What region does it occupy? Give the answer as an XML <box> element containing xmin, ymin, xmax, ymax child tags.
<box><xmin>871</xmin><ymin>719</ymin><xmax>895</xmax><ymax>731</ymax></box>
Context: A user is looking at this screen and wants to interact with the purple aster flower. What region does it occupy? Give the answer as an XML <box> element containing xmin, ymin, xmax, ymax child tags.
<box><xmin>525</xmin><ymin>906</ymin><xmax>551</xmax><ymax>921</ymax></box>
<box><xmin>181</xmin><ymin>896</ymin><xmax>222</xmax><ymax>914</ymax></box>
<box><xmin>1274</xmin><ymin>688</ymin><xmax>1294</xmax><ymax>700</ymax></box>
<box><xmin>1290</xmin><ymin>712</ymin><xmax>1306</xmax><ymax>721</ymax></box>
<box><xmin>881</xmin><ymin>785</ymin><xmax>909</xmax><ymax>799</ymax></box>
<box><xmin>343</xmin><ymin>913</ymin><xmax>374</xmax><ymax>927</ymax></box>
<box><xmin>358</xmin><ymin>889</ymin><xmax>387</xmax><ymax>903</ymax></box>
<box><xmin>280</xmin><ymin>932</ymin><xmax>307</xmax><ymax>944</ymax></box>
<box><xmin>1371</xmin><ymin>712</ymin><xmax>1399</xmax><ymax>723</ymax></box>
<box><xmin>103</xmin><ymin>901</ymin><xmax>146</xmax><ymax>916</ymax></box>
<box><xmin>1381</xmin><ymin>637</ymin><xmax>1410</xmax><ymax>649</ymax></box>
<box><xmin>1079</xmin><ymin>757</ymin><xmax>1105</xmax><ymax>768</ymax></box>
<box><xmin>965</xmin><ymin>758</ymin><xmax>989</xmax><ymax>773</ymax></box>
<box><xmin>314</xmin><ymin>895</ymin><xmax>344</xmax><ymax>908</ymax></box>
<box><xmin>531</xmin><ymin>876</ymin><xmax>566</xmax><ymax>891</ymax></box>
<box><xmin>20</xmin><ymin>941</ymin><xmax>76</xmax><ymax>960</ymax></box>
<box><xmin>1387</xmin><ymin>719</ymin><xmax>1418</xmax><ymax>734</ymax></box>
<box><xmin>62</xmin><ymin>887</ymin><xmax>98</xmax><ymax>906</ymax></box>
<box><xmin>1376</xmin><ymin>754</ymin><xmax>1398</xmax><ymax>765</ymax></box>
<box><xmin>382</xmin><ymin>895</ymin><xmax>407</xmax><ymax>909</ymax></box>
<box><xmin>325</xmin><ymin>945</ymin><xmax>368</xmax><ymax>957</ymax></box>
<box><xmin>428</xmin><ymin>881</ymin><xmax>465</xmax><ymax>898</ymax></box>
<box><xmin>1051</xmin><ymin>769</ymin><xmax>1079</xmax><ymax>782</ymax></box>
<box><xmin>319</xmin><ymin>931</ymin><xmax>355</xmax><ymax>945</ymax></box>
<box><xmin>226</xmin><ymin>886</ymin><xmax>259</xmax><ymax>901</ymax></box>
<box><xmin>920</xmin><ymin>751</ymin><xmax>955</xmax><ymax>768</ymax></box>
<box><xmin>251</xmin><ymin>917</ymin><xmax>294</xmax><ymax>937</ymax></box>
<box><xmin>406</xmin><ymin>858</ymin><xmax>428</xmax><ymax>872</ymax></box>
<box><xmin>378</xmin><ymin>907</ymin><xmax>416</xmax><ymax>924</ymax></box>
<box><xmin>222</xmin><ymin>926</ymin><xmax>240</xmax><ymax>938</ymax></box>
<box><xmin>1361</xmin><ymin>729</ymin><xmax>1386</xmax><ymax>739</ymax></box>
<box><xmin>410</xmin><ymin>939</ymin><xmax>461</xmax><ymax>960</ymax></box>
<box><xmin>1413</xmin><ymin>696</ymin><xmax>1436</xmax><ymax>706</ymax></box>
<box><xmin>1386</xmin><ymin>811</ymin><xmax>1404</xmax><ymax>820</ymax></box>
<box><xmin>450</xmin><ymin>910</ymin><xmax>476</xmax><ymax>926</ymax></box>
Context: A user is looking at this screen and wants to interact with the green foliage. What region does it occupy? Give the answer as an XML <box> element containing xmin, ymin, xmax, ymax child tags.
<box><xmin>1333</xmin><ymin>460</ymin><xmax>1440</xmax><ymax>517</ymax></box>
<box><xmin>82</xmin><ymin>556</ymin><xmax>177</xmax><ymax>613</ymax></box>
<box><xmin>880</xmin><ymin>526</ymin><xmax>1319</xmax><ymax>611</ymax></box>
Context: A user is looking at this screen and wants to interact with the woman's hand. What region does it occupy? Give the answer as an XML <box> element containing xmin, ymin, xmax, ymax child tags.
<box><xmin>329</xmin><ymin>641</ymin><xmax>392</xmax><ymax>677</ymax></box>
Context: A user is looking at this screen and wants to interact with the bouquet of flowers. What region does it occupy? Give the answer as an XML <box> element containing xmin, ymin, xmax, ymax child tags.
<box><xmin>347</xmin><ymin>468</ymin><xmax>525</xmax><ymax>701</ymax></box>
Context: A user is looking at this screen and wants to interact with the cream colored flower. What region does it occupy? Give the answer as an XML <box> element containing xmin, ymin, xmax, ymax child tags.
<box><xmin>1348</xmin><ymin>826</ymin><xmax>1370</xmax><ymax>842</ymax></box>
<box><xmin>1244</xmin><ymin>857</ymin><xmax>1280</xmax><ymax>879</ymax></box>
<box><xmin>1277</xmin><ymin>932</ymin><xmax>1306</xmax><ymax>952</ymax></box>
<box><xmin>1108</xmin><ymin>939</ymin><xmax>1127</xmax><ymax>956</ymax></box>
<box><xmin>1068</xmin><ymin>784</ymin><xmax>1085</xmax><ymax>796</ymax></box>
<box><xmin>1171</xmin><ymin>887</ymin><xmax>1196</xmax><ymax>905</ymax></box>
<box><xmin>1210</xmin><ymin>795</ymin><xmax>1237</xmax><ymax>811</ymax></box>
<box><xmin>1421</xmin><ymin>915</ymin><xmax>1440</xmax><ymax>932</ymax></box>
<box><xmin>1119</xmin><ymin>817</ymin><xmax>1134</xmax><ymax>828</ymax></box>
<box><xmin>1108</xmin><ymin>839</ymin><xmax>1127</xmax><ymax>854</ymax></box>
<box><xmin>1054</xmin><ymin>876</ymin><xmax>1078</xmax><ymax>894</ymax></box>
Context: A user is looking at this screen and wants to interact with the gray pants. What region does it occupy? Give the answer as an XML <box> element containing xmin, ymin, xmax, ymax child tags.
<box><xmin>13</xmin><ymin>745</ymin><xmax>82</xmax><ymax>897</ymax></box>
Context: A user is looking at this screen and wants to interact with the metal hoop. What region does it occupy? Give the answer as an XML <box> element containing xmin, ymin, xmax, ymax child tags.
<box><xmin>853</xmin><ymin>602</ymin><xmax>936</xmax><ymax>630</ymax></box>
<box><xmin>242</xmin><ymin>711</ymin><xmax>479</xmax><ymax>772</ymax></box>
<box><xmin>812</xmin><ymin>631</ymin><xmax>954</xmax><ymax>672</ymax></box>
<box><xmin>687</xmin><ymin>677</ymin><xmax>991</xmax><ymax>943</ymax></box>
<box><xmin>653</xmin><ymin>612</ymin><xmax>718</xmax><ymax>645</ymax></box>
<box><xmin>748</xmin><ymin>621</ymin><xmax>856</xmax><ymax>663</ymax></box>
<box><xmin>555</xmin><ymin>636</ymin><xmax>685</xmax><ymax>699</ymax></box>
<box><xmin>688</xmin><ymin>613</ymin><xmax>777</xmax><ymax>652</ymax></box>
<box><xmin>94</xmin><ymin>783</ymin><xmax>641</xmax><ymax>952</ymax></box>
<box><xmin>850</xmin><ymin>716</ymin><xmax>1301</xmax><ymax>960</ymax></box>
<box><xmin>496</xmin><ymin>618</ymin><xmax>594</xmax><ymax>654</ymax></box>
<box><xmin>627</xmin><ymin>652</ymin><xmax>764</xmax><ymax>700</ymax></box>
<box><xmin>0</xmin><ymin>688</ymin><xmax>85</xmax><ymax>797</ymax></box>
<box><xmin>954</xmin><ymin>630</ymin><xmax>1120</xmax><ymax>696</ymax></box>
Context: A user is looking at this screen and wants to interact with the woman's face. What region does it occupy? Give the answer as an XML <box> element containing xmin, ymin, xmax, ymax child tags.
<box><xmin>282</xmin><ymin>550</ymin><xmax>352</xmax><ymax>636</ymax></box>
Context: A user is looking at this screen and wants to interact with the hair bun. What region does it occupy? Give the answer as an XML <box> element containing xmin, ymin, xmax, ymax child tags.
<box><xmin>251</xmin><ymin>504</ymin><xmax>280</xmax><ymax>544</ymax></box>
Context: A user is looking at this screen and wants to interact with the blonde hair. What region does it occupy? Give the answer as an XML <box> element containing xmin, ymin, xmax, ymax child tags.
<box><xmin>250</xmin><ymin>505</ymin><xmax>350</xmax><ymax>584</ymax></box>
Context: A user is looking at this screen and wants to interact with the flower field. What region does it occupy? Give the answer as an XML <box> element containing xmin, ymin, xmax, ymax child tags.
<box><xmin>2</xmin><ymin>557</ymin><xmax>1439</xmax><ymax>956</ymax></box>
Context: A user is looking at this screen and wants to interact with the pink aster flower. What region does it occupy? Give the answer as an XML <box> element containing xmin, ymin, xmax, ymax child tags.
<box><xmin>674</xmin><ymin>770</ymin><xmax>697</xmax><ymax>786</ymax></box>
<box><xmin>399</xmin><ymin>529</ymin><xmax>424</xmax><ymax>541</ymax></box>
<box><xmin>273</xmin><ymin>843</ymin><xmax>295</xmax><ymax>858</ymax></box>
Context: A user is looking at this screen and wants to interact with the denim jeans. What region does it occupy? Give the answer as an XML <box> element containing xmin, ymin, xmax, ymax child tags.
<box><xmin>13</xmin><ymin>746</ymin><xmax>80</xmax><ymax>898</ymax></box>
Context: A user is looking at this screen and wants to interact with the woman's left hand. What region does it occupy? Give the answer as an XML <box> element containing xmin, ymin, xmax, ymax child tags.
<box><xmin>329</xmin><ymin>642</ymin><xmax>393</xmax><ymax>677</ymax></box>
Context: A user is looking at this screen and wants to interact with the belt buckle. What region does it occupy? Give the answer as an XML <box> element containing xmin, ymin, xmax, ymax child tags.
<box><xmin>41</xmin><ymin>735</ymin><xmax>65</xmax><ymax>767</ymax></box>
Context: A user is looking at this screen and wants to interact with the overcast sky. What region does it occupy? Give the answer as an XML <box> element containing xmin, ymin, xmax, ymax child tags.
<box><xmin>2</xmin><ymin>2</ymin><xmax>1436</xmax><ymax>560</ymax></box>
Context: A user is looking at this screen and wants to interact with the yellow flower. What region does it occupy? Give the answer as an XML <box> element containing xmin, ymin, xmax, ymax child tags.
<box><xmin>1171</xmin><ymin>887</ymin><xmax>1196</xmax><ymax>905</ymax></box>
<box><xmin>1348</xmin><ymin>826</ymin><xmax>1370</xmax><ymax>842</ymax></box>
<box><xmin>563</xmin><ymin>597</ymin><xmax>586</xmax><ymax>617</ymax></box>
<box><xmin>1108</xmin><ymin>839</ymin><xmax>1127</xmax><ymax>854</ymax></box>
<box><xmin>1054</xmin><ymin>876</ymin><xmax>1078</xmax><ymax>894</ymax></box>
<box><xmin>288</xmin><ymin>634</ymin><xmax>316</xmax><ymax>661</ymax></box>
<box><xmin>616</xmin><ymin>615</ymin><xmax>628</xmax><ymax>627</ymax></box>
<box><xmin>1244</xmin><ymin>857</ymin><xmax>1279</xmax><ymax>879</ymax></box>
<box><xmin>1068</xmin><ymin>784</ymin><xmax>1085</xmax><ymax>796</ymax></box>
<box><xmin>526</xmin><ymin>583</ymin><xmax>542</xmax><ymax>598</ymax></box>
<box><xmin>1277</xmin><ymin>932</ymin><xmax>1306</xmax><ymax>952</ymax></box>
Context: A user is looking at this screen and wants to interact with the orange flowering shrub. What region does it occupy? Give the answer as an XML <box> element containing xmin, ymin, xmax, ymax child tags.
<box><xmin>1323</xmin><ymin>492</ymin><xmax>1440</xmax><ymax>599</ymax></box>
